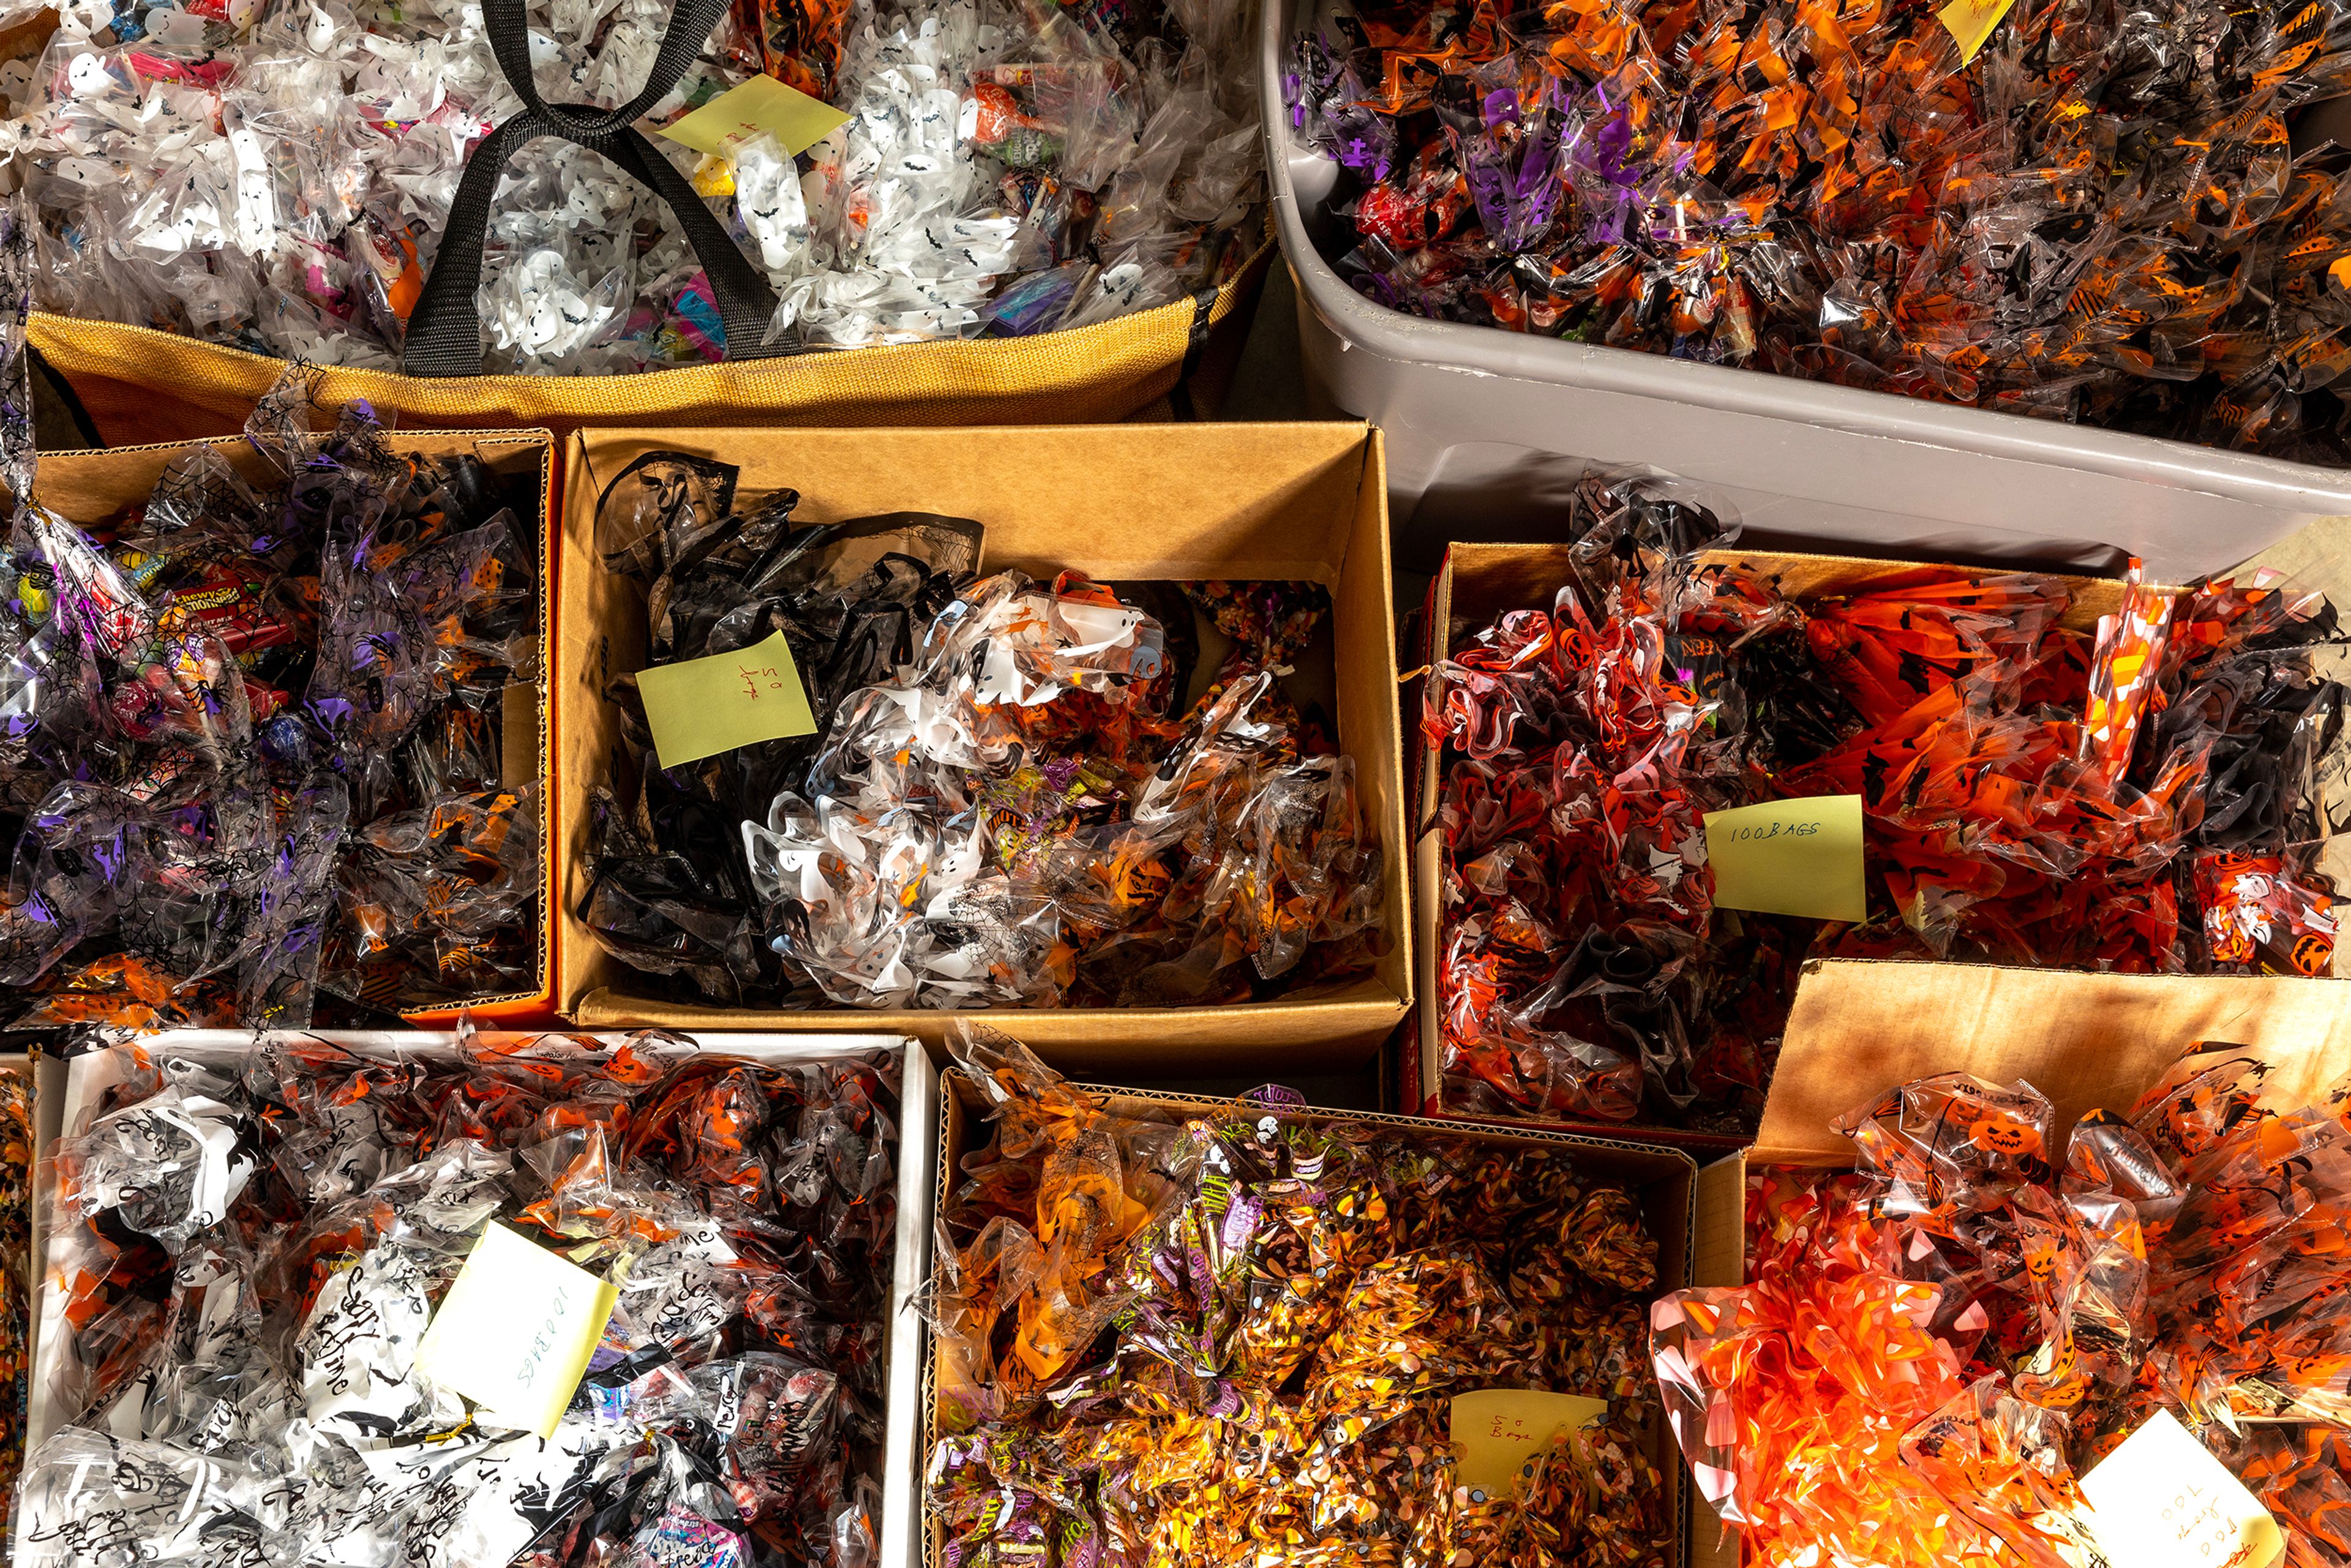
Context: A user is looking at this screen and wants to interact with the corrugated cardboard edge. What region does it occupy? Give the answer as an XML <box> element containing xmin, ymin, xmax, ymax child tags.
<box><xmin>1755</xmin><ymin>958</ymin><xmax>2351</xmax><ymax>1164</ymax></box>
<box><xmin>1414</xmin><ymin>541</ymin><xmax>2135</xmax><ymax>1135</ymax></box>
<box><xmin>552</xmin><ymin>424</ymin><xmax>1412</xmax><ymax>1071</ymax></box>
<box><xmin>23</xmin><ymin>1031</ymin><xmax>932</xmax><ymax>1568</ymax></box>
<box><xmin>918</xmin><ymin>1071</ymin><xmax>1700</xmax><ymax>1568</ymax></box>
<box><xmin>29</xmin><ymin>432</ymin><xmax>560</xmax><ymax>1022</ymax></box>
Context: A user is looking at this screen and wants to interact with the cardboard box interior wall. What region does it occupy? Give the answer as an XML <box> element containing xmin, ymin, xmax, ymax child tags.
<box><xmin>1682</xmin><ymin>956</ymin><xmax>2351</xmax><ymax>1568</ymax></box>
<box><xmin>921</xmin><ymin>1069</ymin><xmax>1700</xmax><ymax>1568</ymax></box>
<box><xmin>1415</xmin><ymin>544</ymin><xmax>2141</xmax><ymax>1146</ymax></box>
<box><xmin>555</xmin><ymin>423</ymin><xmax>1411</xmax><ymax>1075</ymax></box>
<box><xmin>26</xmin><ymin>432</ymin><xmax>558</xmax><ymax>1021</ymax></box>
<box><xmin>25</xmin><ymin>1031</ymin><xmax>937</xmax><ymax>1568</ymax></box>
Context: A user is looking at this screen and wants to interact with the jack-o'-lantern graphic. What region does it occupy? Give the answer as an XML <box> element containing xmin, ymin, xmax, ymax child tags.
<box><xmin>2211</xmin><ymin>926</ymin><xmax>2255</xmax><ymax>964</ymax></box>
<box><xmin>1970</xmin><ymin>1116</ymin><xmax>2044</xmax><ymax>1159</ymax></box>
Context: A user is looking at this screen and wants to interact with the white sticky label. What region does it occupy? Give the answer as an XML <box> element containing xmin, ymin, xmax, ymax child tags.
<box><xmin>2080</xmin><ymin>1411</ymin><xmax>2284</xmax><ymax>1568</ymax></box>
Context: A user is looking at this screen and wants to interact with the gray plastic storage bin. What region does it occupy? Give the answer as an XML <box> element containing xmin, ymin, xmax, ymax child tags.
<box><xmin>1261</xmin><ymin>0</ymin><xmax>2351</xmax><ymax>578</ymax></box>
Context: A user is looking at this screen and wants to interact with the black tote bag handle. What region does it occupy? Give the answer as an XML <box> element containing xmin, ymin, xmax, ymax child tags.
<box><xmin>402</xmin><ymin>0</ymin><xmax>790</xmax><ymax>377</ymax></box>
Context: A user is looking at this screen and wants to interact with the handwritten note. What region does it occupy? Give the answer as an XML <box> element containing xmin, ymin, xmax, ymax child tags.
<box><xmin>416</xmin><ymin>1222</ymin><xmax>618</xmax><ymax>1439</ymax></box>
<box><xmin>1449</xmin><ymin>1389</ymin><xmax>1610</xmax><ymax>1499</ymax></box>
<box><xmin>1703</xmin><ymin>795</ymin><xmax>1867</xmax><ymax>923</ymax></box>
<box><xmin>635</xmin><ymin>629</ymin><xmax>819</xmax><ymax>768</ymax></box>
<box><xmin>1937</xmin><ymin>0</ymin><xmax>2018</xmax><ymax>62</ymax></box>
<box><xmin>656</xmin><ymin>73</ymin><xmax>851</xmax><ymax>159</ymax></box>
<box><xmin>2080</xmin><ymin>1411</ymin><xmax>2284</xmax><ymax>1568</ymax></box>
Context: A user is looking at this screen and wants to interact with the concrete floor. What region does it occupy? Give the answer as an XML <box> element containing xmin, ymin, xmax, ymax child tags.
<box><xmin>1222</xmin><ymin>264</ymin><xmax>1312</xmax><ymax>422</ymax></box>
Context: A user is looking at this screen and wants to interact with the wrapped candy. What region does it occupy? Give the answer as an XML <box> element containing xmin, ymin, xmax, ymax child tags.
<box><xmin>0</xmin><ymin>370</ymin><xmax>544</xmax><ymax>1026</ymax></box>
<box><xmin>0</xmin><ymin>1066</ymin><xmax>28</xmax><ymax>1543</ymax></box>
<box><xmin>1425</xmin><ymin>473</ymin><xmax>2347</xmax><ymax>1131</ymax></box>
<box><xmin>581</xmin><ymin>455</ymin><xmax>1387</xmax><ymax>1010</ymax></box>
<box><xmin>926</xmin><ymin>1022</ymin><xmax>1673</xmax><ymax>1568</ymax></box>
<box><xmin>1291</xmin><ymin>0</ymin><xmax>2351</xmax><ymax>457</ymax></box>
<box><xmin>23</xmin><ymin>1026</ymin><xmax>902</xmax><ymax>1568</ymax></box>
<box><xmin>1652</xmin><ymin>1054</ymin><xmax>2351</xmax><ymax>1568</ymax></box>
<box><xmin>6</xmin><ymin>0</ymin><xmax>1263</xmax><ymax>372</ymax></box>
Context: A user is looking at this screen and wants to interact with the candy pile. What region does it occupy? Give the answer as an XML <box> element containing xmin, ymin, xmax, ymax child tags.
<box><xmin>926</xmin><ymin>1023</ymin><xmax>1674</xmax><ymax>1567</ymax></box>
<box><xmin>0</xmin><ymin>376</ymin><xmax>543</xmax><ymax>1026</ymax></box>
<box><xmin>0</xmin><ymin>1065</ymin><xmax>29</xmax><ymax>1542</ymax></box>
<box><xmin>20</xmin><ymin>1028</ymin><xmax>902</xmax><ymax>1568</ymax></box>
<box><xmin>7</xmin><ymin>0</ymin><xmax>1263</xmax><ymax>372</ymax></box>
<box><xmin>1291</xmin><ymin>0</ymin><xmax>2351</xmax><ymax>456</ymax></box>
<box><xmin>1423</xmin><ymin>474</ymin><xmax>2345</xmax><ymax>1131</ymax></box>
<box><xmin>1649</xmin><ymin>1057</ymin><xmax>2351</xmax><ymax>1568</ymax></box>
<box><xmin>580</xmin><ymin>451</ymin><xmax>1385</xmax><ymax>1010</ymax></box>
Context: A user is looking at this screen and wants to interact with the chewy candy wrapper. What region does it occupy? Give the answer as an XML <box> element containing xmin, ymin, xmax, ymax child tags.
<box><xmin>581</xmin><ymin>453</ymin><xmax>1387</xmax><ymax>1011</ymax></box>
<box><xmin>22</xmin><ymin>1027</ymin><xmax>901</xmax><ymax>1568</ymax></box>
<box><xmin>0</xmin><ymin>1065</ymin><xmax>28</xmax><ymax>1542</ymax></box>
<box><xmin>1291</xmin><ymin>0</ymin><xmax>2351</xmax><ymax>458</ymax></box>
<box><xmin>0</xmin><ymin>369</ymin><xmax>543</xmax><ymax>1027</ymax></box>
<box><xmin>1423</xmin><ymin>473</ymin><xmax>2347</xmax><ymax>1133</ymax></box>
<box><xmin>924</xmin><ymin>1022</ymin><xmax>1673</xmax><ymax>1568</ymax></box>
<box><xmin>1650</xmin><ymin>1053</ymin><xmax>2351</xmax><ymax>1568</ymax></box>
<box><xmin>12</xmin><ymin>0</ymin><xmax>1262</xmax><ymax>372</ymax></box>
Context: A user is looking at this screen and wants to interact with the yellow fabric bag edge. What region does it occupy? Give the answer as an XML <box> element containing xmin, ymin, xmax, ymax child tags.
<box><xmin>34</xmin><ymin>236</ymin><xmax>1274</xmax><ymax>441</ymax></box>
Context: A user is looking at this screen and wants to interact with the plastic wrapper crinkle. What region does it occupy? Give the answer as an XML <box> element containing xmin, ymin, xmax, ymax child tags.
<box><xmin>0</xmin><ymin>370</ymin><xmax>544</xmax><ymax>1026</ymax></box>
<box><xmin>0</xmin><ymin>1067</ymin><xmax>31</xmax><ymax>1544</ymax></box>
<box><xmin>925</xmin><ymin>1022</ymin><xmax>1674</xmax><ymax>1568</ymax></box>
<box><xmin>7</xmin><ymin>0</ymin><xmax>1264</xmax><ymax>371</ymax></box>
<box><xmin>1292</xmin><ymin>0</ymin><xmax>2351</xmax><ymax>457</ymax></box>
<box><xmin>1423</xmin><ymin>473</ymin><xmax>2347</xmax><ymax>1133</ymax></box>
<box><xmin>20</xmin><ymin>1026</ymin><xmax>901</xmax><ymax>1568</ymax></box>
<box><xmin>579</xmin><ymin>451</ymin><xmax>1386</xmax><ymax>1010</ymax></box>
<box><xmin>1646</xmin><ymin>1056</ymin><xmax>2351</xmax><ymax>1568</ymax></box>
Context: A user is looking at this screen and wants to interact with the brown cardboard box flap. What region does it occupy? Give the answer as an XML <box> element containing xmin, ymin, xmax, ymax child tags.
<box><xmin>1437</xmin><ymin>542</ymin><xmax>2130</xmax><ymax>642</ymax></box>
<box><xmin>569</xmin><ymin>979</ymin><xmax>1408</xmax><ymax>1073</ymax></box>
<box><xmin>1755</xmin><ymin>959</ymin><xmax>2351</xmax><ymax>1165</ymax></box>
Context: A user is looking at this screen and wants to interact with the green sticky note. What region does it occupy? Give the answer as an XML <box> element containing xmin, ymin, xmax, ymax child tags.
<box><xmin>636</xmin><ymin>629</ymin><xmax>819</xmax><ymax>767</ymax></box>
<box><xmin>657</xmin><ymin>73</ymin><xmax>852</xmax><ymax>159</ymax></box>
<box><xmin>1703</xmin><ymin>795</ymin><xmax>1867</xmax><ymax>924</ymax></box>
<box><xmin>416</xmin><ymin>1222</ymin><xmax>619</xmax><ymax>1439</ymax></box>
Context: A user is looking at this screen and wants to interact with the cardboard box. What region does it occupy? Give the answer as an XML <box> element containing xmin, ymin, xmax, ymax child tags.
<box><xmin>1415</xmin><ymin>542</ymin><xmax>2139</xmax><ymax>1146</ymax></box>
<box><xmin>554</xmin><ymin>423</ymin><xmax>1412</xmax><ymax>1074</ymax></box>
<box><xmin>1682</xmin><ymin>957</ymin><xmax>2351</xmax><ymax>1568</ymax></box>
<box><xmin>28</xmin><ymin>432</ymin><xmax>559</xmax><ymax>1021</ymax></box>
<box><xmin>920</xmin><ymin>1069</ymin><xmax>1700</xmax><ymax>1568</ymax></box>
<box><xmin>25</xmin><ymin>1029</ymin><xmax>936</xmax><ymax>1568</ymax></box>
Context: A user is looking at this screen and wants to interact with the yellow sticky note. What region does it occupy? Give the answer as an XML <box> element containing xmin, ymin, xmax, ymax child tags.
<box><xmin>2080</xmin><ymin>1411</ymin><xmax>2284</xmax><ymax>1568</ymax></box>
<box><xmin>416</xmin><ymin>1222</ymin><xmax>619</xmax><ymax>1439</ymax></box>
<box><xmin>635</xmin><ymin>629</ymin><xmax>819</xmax><ymax>768</ymax></box>
<box><xmin>1450</xmin><ymin>1390</ymin><xmax>1610</xmax><ymax>1498</ymax></box>
<box><xmin>1938</xmin><ymin>0</ymin><xmax>2017</xmax><ymax>62</ymax></box>
<box><xmin>1703</xmin><ymin>795</ymin><xmax>1867</xmax><ymax>924</ymax></box>
<box><xmin>657</xmin><ymin>73</ymin><xmax>851</xmax><ymax>159</ymax></box>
